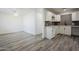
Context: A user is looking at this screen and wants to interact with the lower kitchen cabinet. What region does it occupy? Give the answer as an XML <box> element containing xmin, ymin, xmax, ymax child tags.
<box><xmin>64</xmin><ymin>26</ymin><xmax>71</xmax><ymax>35</ymax></box>
<box><xmin>59</xmin><ymin>26</ymin><xmax>65</xmax><ymax>34</ymax></box>
<box><xmin>59</xmin><ymin>26</ymin><xmax>71</xmax><ymax>35</ymax></box>
<box><xmin>45</xmin><ymin>26</ymin><xmax>56</xmax><ymax>39</ymax></box>
<box><xmin>45</xmin><ymin>26</ymin><xmax>71</xmax><ymax>39</ymax></box>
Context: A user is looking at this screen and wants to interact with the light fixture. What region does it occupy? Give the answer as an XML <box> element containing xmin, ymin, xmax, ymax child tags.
<box><xmin>14</xmin><ymin>12</ymin><xmax>18</xmax><ymax>16</ymax></box>
<box><xmin>12</xmin><ymin>8</ymin><xmax>18</xmax><ymax>16</ymax></box>
<box><xmin>63</xmin><ymin>8</ymin><xmax>67</xmax><ymax>11</ymax></box>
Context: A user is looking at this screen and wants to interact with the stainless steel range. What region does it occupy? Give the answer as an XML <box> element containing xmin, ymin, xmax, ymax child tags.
<box><xmin>72</xmin><ymin>21</ymin><xmax>79</xmax><ymax>36</ymax></box>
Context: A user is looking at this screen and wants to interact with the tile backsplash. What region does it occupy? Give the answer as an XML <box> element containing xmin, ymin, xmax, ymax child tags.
<box><xmin>45</xmin><ymin>21</ymin><xmax>60</xmax><ymax>26</ymax></box>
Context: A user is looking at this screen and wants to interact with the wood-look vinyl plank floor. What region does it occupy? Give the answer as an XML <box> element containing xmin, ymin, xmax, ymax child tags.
<box><xmin>0</xmin><ymin>32</ymin><xmax>79</xmax><ymax>51</ymax></box>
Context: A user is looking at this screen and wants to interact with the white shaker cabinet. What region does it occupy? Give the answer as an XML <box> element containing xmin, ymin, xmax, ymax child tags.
<box><xmin>45</xmin><ymin>26</ymin><xmax>71</xmax><ymax>39</ymax></box>
<box><xmin>59</xmin><ymin>26</ymin><xmax>65</xmax><ymax>34</ymax></box>
<box><xmin>45</xmin><ymin>26</ymin><xmax>56</xmax><ymax>39</ymax></box>
<box><xmin>46</xmin><ymin>10</ymin><xmax>55</xmax><ymax>21</ymax></box>
<box><xmin>64</xmin><ymin>26</ymin><xmax>71</xmax><ymax>35</ymax></box>
<box><xmin>59</xmin><ymin>26</ymin><xmax>71</xmax><ymax>35</ymax></box>
<box><xmin>72</xmin><ymin>12</ymin><xmax>79</xmax><ymax>21</ymax></box>
<box><xmin>55</xmin><ymin>15</ymin><xmax>60</xmax><ymax>21</ymax></box>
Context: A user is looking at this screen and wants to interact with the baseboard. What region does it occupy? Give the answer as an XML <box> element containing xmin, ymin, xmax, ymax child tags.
<box><xmin>0</xmin><ymin>31</ymin><xmax>23</xmax><ymax>35</ymax></box>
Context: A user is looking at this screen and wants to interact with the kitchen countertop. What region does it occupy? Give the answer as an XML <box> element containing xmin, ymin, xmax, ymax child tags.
<box><xmin>72</xmin><ymin>26</ymin><xmax>79</xmax><ymax>27</ymax></box>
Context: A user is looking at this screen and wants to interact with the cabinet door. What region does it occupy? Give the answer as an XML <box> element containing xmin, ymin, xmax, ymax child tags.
<box><xmin>55</xmin><ymin>15</ymin><xmax>60</xmax><ymax>21</ymax></box>
<box><xmin>65</xmin><ymin>26</ymin><xmax>71</xmax><ymax>35</ymax></box>
<box><xmin>59</xmin><ymin>26</ymin><xmax>65</xmax><ymax>34</ymax></box>
<box><xmin>72</xmin><ymin>12</ymin><xmax>76</xmax><ymax>21</ymax></box>
<box><xmin>72</xmin><ymin>12</ymin><xmax>79</xmax><ymax>21</ymax></box>
<box><xmin>76</xmin><ymin>12</ymin><xmax>79</xmax><ymax>21</ymax></box>
<box><xmin>54</xmin><ymin>26</ymin><xmax>59</xmax><ymax>35</ymax></box>
<box><xmin>46</xmin><ymin>26</ymin><xmax>53</xmax><ymax>39</ymax></box>
<box><xmin>46</xmin><ymin>11</ymin><xmax>55</xmax><ymax>21</ymax></box>
<box><xmin>59</xmin><ymin>26</ymin><xmax>71</xmax><ymax>35</ymax></box>
<box><xmin>46</xmin><ymin>26</ymin><xmax>56</xmax><ymax>39</ymax></box>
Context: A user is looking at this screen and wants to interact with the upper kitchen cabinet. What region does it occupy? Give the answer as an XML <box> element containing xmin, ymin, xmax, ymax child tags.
<box><xmin>46</xmin><ymin>10</ymin><xmax>55</xmax><ymax>21</ymax></box>
<box><xmin>72</xmin><ymin>12</ymin><xmax>79</xmax><ymax>21</ymax></box>
<box><xmin>55</xmin><ymin>15</ymin><xmax>60</xmax><ymax>21</ymax></box>
<box><xmin>45</xmin><ymin>10</ymin><xmax>61</xmax><ymax>22</ymax></box>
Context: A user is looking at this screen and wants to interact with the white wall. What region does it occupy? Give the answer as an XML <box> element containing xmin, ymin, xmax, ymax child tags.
<box><xmin>35</xmin><ymin>9</ymin><xmax>45</xmax><ymax>35</ymax></box>
<box><xmin>0</xmin><ymin>8</ymin><xmax>45</xmax><ymax>35</ymax></box>
<box><xmin>23</xmin><ymin>9</ymin><xmax>36</xmax><ymax>35</ymax></box>
<box><xmin>23</xmin><ymin>8</ymin><xmax>45</xmax><ymax>35</ymax></box>
<box><xmin>0</xmin><ymin>12</ymin><xmax>23</xmax><ymax>34</ymax></box>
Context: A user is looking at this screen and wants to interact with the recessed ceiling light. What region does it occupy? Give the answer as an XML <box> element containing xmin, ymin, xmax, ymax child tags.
<box><xmin>14</xmin><ymin>13</ymin><xmax>18</xmax><ymax>16</ymax></box>
<box><xmin>63</xmin><ymin>8</ymin><xmax>67</xmax><ymax>11</ymax></box>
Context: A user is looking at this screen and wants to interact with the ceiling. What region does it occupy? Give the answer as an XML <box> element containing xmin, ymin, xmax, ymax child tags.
<box><xmin>46</xmin><ymin>8</ymin><xmax>79</xmax><ymax>14</ymax></box>
<box><xmin>0</xmin><ymin>8</ymin><xmax>79</xmax><ymax>15</ymax></box>
<box><xmin>0</xmin><ymin>8</ymin><xmax>35</xmax><ymax>16</ymax></box>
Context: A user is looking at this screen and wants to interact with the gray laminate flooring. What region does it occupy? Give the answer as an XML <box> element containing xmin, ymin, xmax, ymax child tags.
<box><xmin>0</xmin><ymin>32</ymin><xmax>79</xmax><ymax>51</ymax></box>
